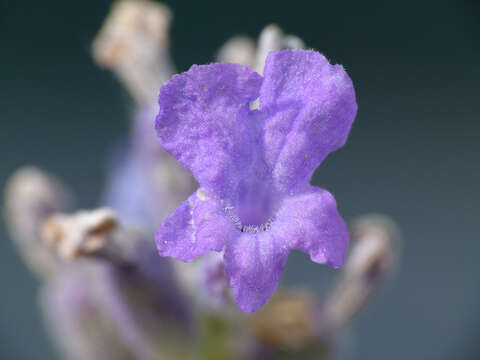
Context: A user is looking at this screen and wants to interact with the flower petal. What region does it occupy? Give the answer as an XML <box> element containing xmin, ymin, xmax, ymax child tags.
<box><xmin>156</xmin><ymin>189</ymin><xmax>237</xmax><ymax>262</ymax></box>
<box><xmin>275</xmin><ymin>186</ymin><xmax>349</xmax><ymax>268</ymax></box>
<box><xmin>155</xmin><ymin>63</ymin><xmax>263</xmax><ymax>200</ymax></box>
<box><xmin>260</xmin><ymin>50</ymin><xmax>357</xmax><ymax>193</ymax></box>
<box><xmin>223</xmin><ymin>231</ymin><xmax>289</xmax><ymax>313</ymax></box>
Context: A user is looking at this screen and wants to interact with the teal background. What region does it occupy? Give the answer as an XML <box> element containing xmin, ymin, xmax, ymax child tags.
<box><xmin>1</xmin><ymin>0</ymin><xmax>479</xmax><ymax>358</ymax></box>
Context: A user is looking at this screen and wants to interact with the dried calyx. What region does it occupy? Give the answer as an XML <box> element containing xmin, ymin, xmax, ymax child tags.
<box><xmin>247</xmin><ymin>292</ymin><xmax>317</xmax><ymax>350</ymax></box>
<box><xmin>42</xmin><ymin>208</ymin><xmax>118</xmax><ymax>260</ymax></box>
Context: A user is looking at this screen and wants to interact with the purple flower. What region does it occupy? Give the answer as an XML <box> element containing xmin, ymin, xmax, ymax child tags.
<box><xmin>155</xmin><ymin>49</ymin><xmax>357</xmax><ymax>313</ymax></box>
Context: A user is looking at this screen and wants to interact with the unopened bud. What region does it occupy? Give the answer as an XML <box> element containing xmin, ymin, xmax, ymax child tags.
<box><xmin>92</xmin><ymin>0</ymin><xmax>174</xmax><ymax>104</ymax></box>
<box><xmin>4</xmin><ymin>166</ymin><xmax>72</xmax><ymax>277</ymax></box>
<box><xmin>255</xmin><ymin>24</ymin><xmax>305</xmax><ymax>74</ymax></box>
<box><xmin>325</xmin><ymin>215</ymin><xmax>400</xmax><ymax>327</ymax></box>
<box><xmin>216</xmin><ymin>36</ymin><xmax>256</xmax><ymax>67</ymax></box>
<box><xmin>216</xmin><ymin>24</ymin><xmax>305</xmax><ymax>75</ymax></box>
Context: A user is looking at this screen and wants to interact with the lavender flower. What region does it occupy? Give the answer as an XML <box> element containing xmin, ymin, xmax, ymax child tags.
<box><xmin>155</xmin><ymin>49</ymin><xmax>358</xmax><ymax>313</ymax></box>
<box><xmin>41</xmin><ymin>259</ymin><xmax>190</xmax><ymax>360</ymax></box>
<box><xmin>41</xmin><ymin>262</ymin><xmax>133</xmax><ymax>360</ymax></box>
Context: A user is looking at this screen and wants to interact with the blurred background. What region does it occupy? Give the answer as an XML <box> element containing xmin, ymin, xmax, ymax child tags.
<box><xmin>1</xmin><ymin>0</ymin><xmax>479</xmax><ymax>358</ymax></box>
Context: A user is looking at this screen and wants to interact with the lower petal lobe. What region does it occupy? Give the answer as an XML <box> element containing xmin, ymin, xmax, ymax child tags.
<box><xmin>275</xmin><ymin>186</ymin><xmax>349</xmax><ymax>268</ymax></box>
<box><xmin>223</xmin><ymin>231</ymin><xmax>289</xmax><ymax>313</ymax></box>
<box><xmin>155</xmin><ymin>190</ymin><xmax>237</xmax><ymax>262</ymax></box>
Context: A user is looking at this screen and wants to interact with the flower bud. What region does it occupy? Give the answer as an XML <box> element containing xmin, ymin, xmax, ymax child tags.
<box><xmin>4</xmin><ymin>167</ymin><xmax>72</xmax><ymax>277</ymax></box>
<box><xmin>92</xmin><ymin>0</ymin><xmax>174</xmax><ymax>104</ymax></box>
<box><xmin>325</xmin><ymin>215</ymin><xmax>400</xmax><ymax>327</ymax></box>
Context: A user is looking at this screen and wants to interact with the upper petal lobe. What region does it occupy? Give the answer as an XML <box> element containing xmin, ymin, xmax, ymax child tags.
<box><xmin>260</xmin><ymin>50</ymin><xmax>357</xmax><ymax>193</ymax></box>
<box><xmin>155</xmin><ymin>63</ymin><xmax>263</xmax><ymax>200</ymax></box>
<box><xmin>223</xmin><ymin>231</ymin><xmax>289</xmax><ymax>313</ymax></box>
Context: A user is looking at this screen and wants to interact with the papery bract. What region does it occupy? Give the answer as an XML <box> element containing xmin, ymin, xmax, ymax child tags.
<box><xmin>155</xmin><ymin>49</ymin><xmax>357</xmax><ymax>313</ymax></box>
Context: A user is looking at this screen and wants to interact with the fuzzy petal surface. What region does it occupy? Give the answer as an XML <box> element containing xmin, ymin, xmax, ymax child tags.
<box><xmin>156</xmin><ymin>189</ymin><xmax>238</xmax><ymax>262</ymax></box>
<box><xmin>260</xmin><ymin>50</ymin><xmax>357</xmax><ymax>193</ymax></box>
<box><xmin>155</xmin><ymin>63</ymin><xmax>263</xmax><ymax>200</ymax></box>
<box><xmin>223</xmin><ymin>231</ymin><xmax>289</xmax><ymax>313</ymax></box>
<box><xmin>155</xmin><ymin>49</ymin><xmax>357</xmax><ymax>313</ymax></box>
<box><xmin>275</xmin><ymin>186</ymin><xmax>349</xmax><ymax>268</ymax></box>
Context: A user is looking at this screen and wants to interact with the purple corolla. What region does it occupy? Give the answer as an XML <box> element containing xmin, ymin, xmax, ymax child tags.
<box><xmin>155</xmin><ymin>49</ymin><xmax>357</xmax><ymax>313</ymax></box>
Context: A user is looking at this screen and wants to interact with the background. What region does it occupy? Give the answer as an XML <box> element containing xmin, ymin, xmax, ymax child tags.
<box><xmin>1</xmin><ymin>0</ymin><xmax>479</xmax><ymax>358</ymax></box>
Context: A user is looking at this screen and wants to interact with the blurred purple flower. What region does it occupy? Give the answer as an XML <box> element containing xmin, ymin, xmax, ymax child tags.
<box><xmin>199</xmin><ymin>252</ymin><xmax>231</xmax><ymax>308</ymax></box>
<box><xmin>42</xmin><ymin>244</ymin><xmax>192</xmax><ymax>360</ymax></box>
<box><xmin>155</xmin><ymin>49</ymin><xmax>357</xmax><ymax>313</ymax></box>
<box><xmin>103</xmin><ymin>105</ymin><xmax>196</xmax><ymax>229</ymax></box>
<box><xmin>102</xmin><ymin>140</ymin><xmax>152</xmax><ymax>227</ymax></box>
